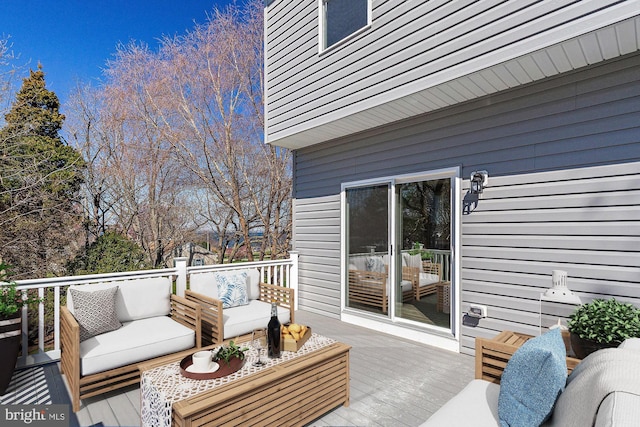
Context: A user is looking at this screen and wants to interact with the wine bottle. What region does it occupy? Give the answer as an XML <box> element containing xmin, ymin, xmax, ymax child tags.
<box><xmin>267</xmin><ymin>302</ymin><xmax>281</xmax><ymax>358</ymax></box>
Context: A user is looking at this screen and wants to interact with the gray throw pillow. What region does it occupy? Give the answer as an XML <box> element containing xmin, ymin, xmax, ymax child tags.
<box><xmin>70</xmin><ymin>286</ymin><xmax>122</xmax><ymax>341</ymax></box>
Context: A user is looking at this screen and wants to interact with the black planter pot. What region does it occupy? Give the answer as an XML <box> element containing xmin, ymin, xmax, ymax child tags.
<box><xmin>570</xmin><ymin>331</ymin><xmax>619</xmax><ymax>359</ymax></box>
<box><xmin>0</xmin><ymin>313</ymin><xmax>21</xmax><ymax>395</ymax></box>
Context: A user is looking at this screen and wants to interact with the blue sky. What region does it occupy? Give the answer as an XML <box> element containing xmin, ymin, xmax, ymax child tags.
<box><xmin>0</xmin><ymin>0</ymin><xmax>235</xmax><ymax>107</ymax></box>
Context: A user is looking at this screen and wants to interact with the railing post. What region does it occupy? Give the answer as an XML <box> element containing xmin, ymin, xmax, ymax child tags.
<box><xmin>289</xmin><ymin>251</ymin><xmax>299</xmax><ymax>310</ymax></box>
<box><xmin>174</xmin><ymin>257</ymin><xmax>188</xmax><ymax>297</ymax></box>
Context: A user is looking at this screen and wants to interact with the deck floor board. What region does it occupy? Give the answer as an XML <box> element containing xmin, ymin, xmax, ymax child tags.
<box><xmin>5</xmin><ymin>309</ymin><xmax>475</xmax><ymax>426</ymax></box>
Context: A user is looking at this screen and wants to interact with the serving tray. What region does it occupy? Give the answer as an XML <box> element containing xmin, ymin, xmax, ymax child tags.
<box><xmin>179</xmin><ymin>353</ymin><xmax>245</xmax><ymax>380</ymax></box>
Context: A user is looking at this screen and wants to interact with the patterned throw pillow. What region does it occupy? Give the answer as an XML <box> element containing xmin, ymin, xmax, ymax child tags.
<box><xmin>365</xmin><ymin>256</ymin><xmax>385</xmax><ymax>273</ymax></box>
<box><xmin>216</xmin><ymin>271</ymin><xmax>249</xmax><ymax>309</ymax></box>
<box><xmin>70</xmin><ymin>286</ymin><xmax>122</xmax><ymax>342</ymax></box>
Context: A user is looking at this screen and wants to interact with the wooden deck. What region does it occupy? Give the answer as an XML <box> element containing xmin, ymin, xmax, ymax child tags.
<box><xmin>3</xmin><ymin>310</ymin><xmax>474</xmax><ymax>426</ymax></box>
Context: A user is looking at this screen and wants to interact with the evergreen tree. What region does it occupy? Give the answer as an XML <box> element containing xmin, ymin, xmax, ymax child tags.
<box><xmin>67</xmin><ymin>231</ymin><xmax>149</xmax><ymax>275</ymax></box>
<box><xmin>0</xmin><ymin>65</ymin><xmax>85</xmax><ymax>278</ymax></box>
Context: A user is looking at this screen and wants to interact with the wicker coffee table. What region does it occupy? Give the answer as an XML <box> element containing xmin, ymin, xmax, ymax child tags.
<box><xmin>139</xmin><ymin>334</ymin><xmax>351</xmax><ymax>427</ymax></box>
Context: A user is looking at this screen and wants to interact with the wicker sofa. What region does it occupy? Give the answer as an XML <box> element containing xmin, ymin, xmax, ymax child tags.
<box><xmin>60</xmin><ymin>276</ymin><xmax>201</xmax><ymax>412</ymax></box>
<box><xmin>185</xmin><ymin>268</ymin><xmax>294</xmax><ymax>345</ymax></box>
<box><xmin>422</xmin><ymin>333</ymin><xmax>640</xmax><ymax>426</ymax></box>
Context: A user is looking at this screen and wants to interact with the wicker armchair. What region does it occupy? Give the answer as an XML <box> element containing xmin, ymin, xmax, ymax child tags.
<box><xmin>347</xmin><ymin>268</ymin><xmax>413</xmax><ymax>313</ymax></box>
<box><xmin>407</xmin><ymin>262</ymin><xmax>444</xmax><ymax>300</ymax></box>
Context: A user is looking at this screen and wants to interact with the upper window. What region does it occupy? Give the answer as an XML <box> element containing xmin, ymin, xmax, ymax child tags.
<box><xmin>322</xmin><ymin>0</ymin><xmax>369</xmax><ymax>49</ymax></box>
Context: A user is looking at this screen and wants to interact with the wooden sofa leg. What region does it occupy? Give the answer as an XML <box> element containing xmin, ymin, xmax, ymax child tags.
<box><xmin>72</xmin><ymin>390</ymin><xmax>80</xmax><ymax>413</ymax></box>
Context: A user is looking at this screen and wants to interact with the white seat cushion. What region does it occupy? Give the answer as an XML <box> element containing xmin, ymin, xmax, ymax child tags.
<box><xmin>421</xmin><ymin>380</ymin><xmax>500</xmax><ymax>427</ymax></box>
<box><xmin>80</xmin><ymin>316</ymin><xmax>195</xmax><ymax>376</ymax></box>
<box><xmin>386</xmin><ymin>279</ymin><xmax>412</xmax><ymax>293</ymax></box>
<box><xmin>419</xmin><ymin>273</ymin><xmax>440</xmax><ymax>287</ymax></box>
<box><xmin>223</xmin><ymin>300</ymin><xmax>290</xmax><ymax>339</ymax></box>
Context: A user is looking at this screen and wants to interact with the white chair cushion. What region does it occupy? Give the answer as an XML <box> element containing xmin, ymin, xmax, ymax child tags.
<box><xmin>190</xmin><ymin>269</ymin><xmax>260</xmax><ymax>301</ymax></box>
<box><xmin>189</xmin><ymin>271</ymin><xmax>219</xmax><ymax>299</ymax></box>
<box><xmin>68</xmin><ymin>277</ymin><xmax>172</xmax><ymax>322</ymax></box>
<box><xmin>245</xmin><ymin>269</ymin><xmax>260</xmax><ymax>300</ymax></box>
<box><xmin>421</xmin><ymin>379</ymin><xmax>500</xmax><ymax>427</ymax></box>
<box><xmin>222</xmin><ymin>300</ymin><xmax>290</xmax><ymax>339</ymax></box>
<box><xmin>408</xmin><ymin>254</ymin><xmax>423</xmax><ymax>270</ymax></box>
<box><xmin>80</xmin><ymin>316</ymin><xmax>194</xmax><ymax>376</ymax></box>
<box><xmin>349</xmin><ymin>256</ymin><xmax>367</xmax><ymax>271</ymax></box>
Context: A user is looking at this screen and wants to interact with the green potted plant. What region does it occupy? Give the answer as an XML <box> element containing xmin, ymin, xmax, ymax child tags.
<box><xmin>567</xmin><ymin>298</ymin><xmax>640</xmax><ymax>358</ymax></box>
<box><xmin>0</xmin><ymin>263</ymin><xmax>41</xmax><ymax>394</ymax></box>
<box><xmin>213</xmin><ymin>340</ymin><xmax>248</xmax><ymax>369</ymax></box>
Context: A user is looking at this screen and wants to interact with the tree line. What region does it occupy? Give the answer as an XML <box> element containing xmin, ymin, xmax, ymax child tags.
<box><xmin>0</xmin><ymin>0</ymin><xmax>292</xmax><ymax>279</ymax></box>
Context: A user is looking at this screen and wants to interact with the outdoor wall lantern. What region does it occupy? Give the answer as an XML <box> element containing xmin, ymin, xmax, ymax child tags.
<box><xmin>470</xmin><ymin>170</ymin><xmax>489</xmax><ymax>194</ymax></box>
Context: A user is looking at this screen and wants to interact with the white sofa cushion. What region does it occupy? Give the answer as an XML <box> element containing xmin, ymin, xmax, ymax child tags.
<box><xmin>223</xmin><ymin>299</ymin><xmax>291</xmax><ymax>339</ymax></box>
<box><xmin>421</xmin><ymin>379</ymin><xmax>500</xmax><ymax>426</ymax></box>
<box><xmin>595</xmin><ymin>391</ymin><xmax>640</xmax><ymax>427</ymax></box>
<box><xmin>68</xmin><ymin>276</ymin><xmax>172</xmax><ymax>322</ymax></box>
<box><xmin>618</xmin><ymin>338</ymin><xmax>640</xmax><ymax>350</ymax></box>
<box><xmin>80</xmin><ymin>316</ymin><xmax>195</xmax><ymax>376</ymax></box>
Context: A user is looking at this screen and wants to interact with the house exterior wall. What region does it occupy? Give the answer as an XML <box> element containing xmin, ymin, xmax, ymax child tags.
<box><xmin>292</xmin><ymin>53</ymin><xmax>640</xmax><ymax>354</ymax></box>
<box><xmin>265</xmin><ymin>0</ymin><xmax>640</xmax><ymax>147</ymax></box>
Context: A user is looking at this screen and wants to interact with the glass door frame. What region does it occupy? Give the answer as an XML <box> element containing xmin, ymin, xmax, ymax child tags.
<box><xmin>340</xmin><ymin>166</ymin><xmax>461</xmax><ymax>339</ymax></box>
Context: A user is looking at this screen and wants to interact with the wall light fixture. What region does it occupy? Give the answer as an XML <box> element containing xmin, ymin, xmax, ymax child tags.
<box><xmin>470</xmin><ymin>170</ymin><xmax>489</xmax><ymax>194</ymax></box>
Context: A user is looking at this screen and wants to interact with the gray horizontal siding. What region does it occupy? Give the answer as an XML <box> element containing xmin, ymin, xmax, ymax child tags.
<box><xmin>294</xmin><ymin>195</ymin><xmax>342</xmax><ymax>318</ymax></box>
<box><xmin>294</xmin><ymin>54</ymin><xmax>640</xmax><ymax>198</ymax></box>
<box><xmin>266</xmin><ymin>0</ymin><xmax>637</xmax><ymax>142</ymax></box>
<box><xmin>290</xmin><ymin>53</ymin><xmax>640</xmax><ymax>352</ymax></box>
<box><xmin>460</xmin><ymin>162</ymin><xmax>640</xmax><ymax>355</ymax></box>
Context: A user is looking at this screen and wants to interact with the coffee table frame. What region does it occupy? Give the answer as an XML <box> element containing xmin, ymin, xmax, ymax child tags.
<box><xmin>140</xmin><ymin>341</ymin><xmax>350</xmax><ymax>427</ymax></box>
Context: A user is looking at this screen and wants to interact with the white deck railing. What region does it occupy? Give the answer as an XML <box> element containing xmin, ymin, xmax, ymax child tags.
<box><xmin>12</xmin><ymin>252</ymin><xmax>299</xmax><ymax>368</ymax></box>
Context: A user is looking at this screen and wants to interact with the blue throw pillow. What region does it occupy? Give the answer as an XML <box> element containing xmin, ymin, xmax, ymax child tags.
<box><xmin>498</xmin><ymin>328</ymin><xmax>567</xmax><ymax>427</ymax></box>
<box><xmin>216</xmin><ymin>271</ymin><xmax>249</xmax><ymax>309</ymax></box>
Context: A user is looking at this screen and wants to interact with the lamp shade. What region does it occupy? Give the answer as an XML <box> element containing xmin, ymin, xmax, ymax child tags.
<box><xmin>542</xmin><ymin>270</ymin><xmax>581</xmax><ymax>304</ymax></box>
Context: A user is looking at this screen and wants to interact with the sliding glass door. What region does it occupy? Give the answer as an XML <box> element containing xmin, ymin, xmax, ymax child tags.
<box><xmin>394</xmin><ymin>178</ymin><xmax>451</xmax><ymax>330</ymax></box>
<box><xmin>345</xmin><ymin>184</ymin><xmax>390</xmax><ymax>315</ymax></box>
<box><xmin>344</xmin><ymin>170</ymin><xmax>455</xmax><ymax>334</ymax></box>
